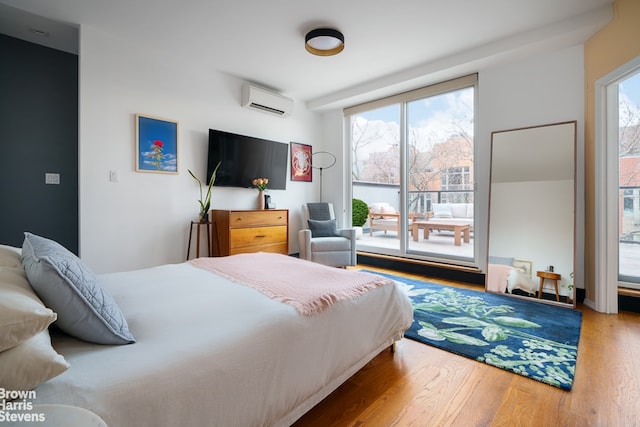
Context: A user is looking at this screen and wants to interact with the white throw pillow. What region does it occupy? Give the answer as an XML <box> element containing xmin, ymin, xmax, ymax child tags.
<box><xmin>451</xmin><ymin>204</ymin><xmax>467</xmax><ymax>218</ymax></box>
<box><xmin>0</xmin><ymin>329</ymin><xmax>69</xmax><ymax>391</ymax></box>
<box><xmin>368</xmin><ymin>202</ymin><xmax>389</xmax><ymax>214</ymax></box>
<box><xmin>465</xmin><ymin>203</ymin><xmax>474</xmax><ymax>219</ymax></box>
<box><xmin>432</xmin><ymin>203</ymin><xmax>453</xmax><ymax>218</ymax></box>
<box><xmin>506</xmin><ymin>268</ymin><xmax>537</xmax><ymax>294</ymax></box>
<box><xmin>380</xmin><ymin>205</ymin><xmax>397</xmax><ymax>215</ymax></box>
<box><xmin>0</xmin><ymin>266</ymin><xmax>57</xmax><ymax>352</ymax></box>
<box><xmin>0</xmin><ymin>245</ymin><xmax>23</xmax><ymax>268</ymax></box>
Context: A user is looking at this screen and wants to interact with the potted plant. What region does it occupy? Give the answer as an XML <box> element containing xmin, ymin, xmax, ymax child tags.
<box><xmin>188</xmin><ymin>161</ymin><xmax>221</xmax><ymax>222</ymax></box>
<box><xmin>352</xmin><ymin>198</ymin><xmax>368</xmax><ymax>239</ymax></box>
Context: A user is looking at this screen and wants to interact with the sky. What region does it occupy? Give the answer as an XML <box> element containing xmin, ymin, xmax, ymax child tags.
<box><xmin>354</xmin><ymin>87</ymin><xmax>474</xmax><ymax>157</ymax></box>
<box><xmin>353</xmin><ymin>70</ymin><xmax>640</xmax><ymax>164</ymax></box>
<box><xmin>359</xmin><ymin>87</ymin><xmax>473</xmax><ymax>131</ymax></box>
<box><xmin>621</xmin><ymin>71</ymin><xmax>640</xmax><ymax>105</ymax></box>
<box><xmin>620</xmin><ymin>71</ymin><xmax>640</xmax><ymax>125</ymax></box>
<box><xmin>357</xmin><ymin>70</ymin><xmax>640</xmax><ymax>141</ymax></box>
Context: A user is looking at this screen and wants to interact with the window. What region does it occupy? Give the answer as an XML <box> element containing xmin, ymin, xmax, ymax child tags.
<box><xmin>442</xmin><ymin>166</ymin><xmax>470</xmax><ymax>191</ymax></box>
<box><xmin>618</xmin><ymin>68</ymin><xmax>640</xmax><ymax>285</ymax></box>
<box><xmin>347</xmin><ymin>74</ymin><xmax>477</xmax><ymax>265</ymax></box>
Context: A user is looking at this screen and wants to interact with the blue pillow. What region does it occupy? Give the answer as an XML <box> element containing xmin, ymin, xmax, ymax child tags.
<box><xmin>21</xmin><ymin>232</ymin><xmax>135</xmax><ymax>345</ymax></box>
<box><xmin>307</xmin><ymin>219</ymin><xmax>340</xmax><ymax>238</ymax></box>
<box><xmin>488</xmin><ymin>256</ymin><xmax>515</xmax><ymax>266</ymax></box>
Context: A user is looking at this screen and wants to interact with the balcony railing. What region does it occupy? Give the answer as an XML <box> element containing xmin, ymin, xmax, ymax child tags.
<box><xmin>620</xmin><ymin>185</ymin><xmax>640</xmax><ymax>243</ymax></box>
<box><xmin>408</xmin><ymin>190</ymin><xmax>474</xmax><ymax>217</ymax></box>
<box><xmin>353</xmin><ymin>181</ymin><xmax>473</xmax><ymax>216</ymax></box>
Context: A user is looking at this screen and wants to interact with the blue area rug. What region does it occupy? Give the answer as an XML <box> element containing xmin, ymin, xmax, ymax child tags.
<box><xmin>367</xmin><ymin>271</ymin><xmax>582</xmax><ymax>390</ymax></box>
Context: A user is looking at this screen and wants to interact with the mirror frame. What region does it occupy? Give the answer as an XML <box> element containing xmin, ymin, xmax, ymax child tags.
<box><xmin>486</xmin><ymin>121</ymin><xmax>577</xmax><ymax>308</ymax></box>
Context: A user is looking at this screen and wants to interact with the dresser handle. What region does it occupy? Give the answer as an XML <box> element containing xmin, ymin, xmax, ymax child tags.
<box><xmin>255</xmin><ymin>234</ymin><xmax>267</xmax><ymax>238</ymax></box>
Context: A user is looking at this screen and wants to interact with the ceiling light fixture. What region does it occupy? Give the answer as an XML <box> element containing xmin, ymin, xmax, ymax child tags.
<box><xmin>305</xmin><ymin>28</ymin><xmax>344</xmax><ymax>56</ymax></box>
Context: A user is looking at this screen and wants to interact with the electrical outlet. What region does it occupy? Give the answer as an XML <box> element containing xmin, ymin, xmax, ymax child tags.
<box><xmin>45</xmin><ymin>173</ymin><xmax>60</xmax><ymax>184</ymax></box>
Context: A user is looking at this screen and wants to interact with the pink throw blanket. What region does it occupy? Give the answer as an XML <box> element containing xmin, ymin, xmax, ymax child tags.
<box><xmin>189</xmin><ymin>253</ymin><xmax>393</xmax><ymax>316</ymax></box>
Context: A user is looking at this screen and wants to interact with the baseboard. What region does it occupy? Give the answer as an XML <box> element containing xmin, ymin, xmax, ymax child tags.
<box><xmin>356</xmin><ymin>252</ymin><xmax>485</xmax><ymax>285</ymax></box>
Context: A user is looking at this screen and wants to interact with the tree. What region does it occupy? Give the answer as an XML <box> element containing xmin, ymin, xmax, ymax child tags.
<box><xmin>351</xmin><ymin>116</ymin><xmax>397</xmax><ymax>181</ymax></box>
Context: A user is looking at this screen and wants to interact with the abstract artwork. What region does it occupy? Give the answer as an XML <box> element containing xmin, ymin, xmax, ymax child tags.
<box><xmin>290</xmin><ymin>142</ymin><xmax>312</xmax><ymax>182</ymax></box>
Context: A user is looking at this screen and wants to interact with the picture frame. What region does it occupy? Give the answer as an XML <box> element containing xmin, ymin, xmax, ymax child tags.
<box><xmin>135</xmin><ymin>114</ymin><xmax>179</xmax><ymax>174</ymax></box>
<box><xmin>290</xmin><ymin>142</ymin><xmax>312</xmax><ymax>182</ymax></box>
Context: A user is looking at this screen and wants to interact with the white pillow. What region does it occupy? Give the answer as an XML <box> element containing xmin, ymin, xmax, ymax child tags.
<box><xmin>368</xmin><ymin>202</ymin><xmax>390</xmax><ymax>214</ymax></box>
<box><xmin>506</xmin><ymin>268</ymin><xmax>537</xmax><ymax>294</ymax></box>
<box><xmin>432</xmin><ymin>203</ymin><xmax>453</xmax><ymax>218</ymax></box>
<box><xmin>380</xmin><ymin>205</ymin><xmax>397</xmax><ymax>215</ymax></box>
<box><xmin>0</xmin><ymin>266</ymin><xmax>57</xmax><ymax>352</ymax></box>
<box><xmin>0</xmin><ymin>329</ymin><xmax>69</xmax><ymax>391</ymax></box>
<box><xmin>465</xmin><ymin>203</ymin><xmax>474</xmax><ymax>219</ymax></box>
<box><xmin>0</xmin><ymin>245</ymin><xmax>23</xmax><ymax>268</ymax></box>
<box><xmin>451</xmin><ymin>204</ymin><xmax>467</xmax><ymax>218</ymax></box>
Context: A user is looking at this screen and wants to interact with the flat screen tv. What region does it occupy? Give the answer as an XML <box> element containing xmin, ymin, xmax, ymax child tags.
<box><xmin>207</xmin><ymin>129</ymin><xmax>288</xmax><ymax>190</ymax></box>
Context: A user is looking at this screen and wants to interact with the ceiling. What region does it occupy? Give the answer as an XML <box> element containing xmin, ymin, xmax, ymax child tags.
<box><xmin>0</xmin><ymin>0</ymin><xmax>613</xmax><ymax>110</ymax></box>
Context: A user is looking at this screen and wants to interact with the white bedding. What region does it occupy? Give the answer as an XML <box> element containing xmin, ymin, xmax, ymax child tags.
<box><xmin>32</xmin><ymin>259</ymin><xmax>413</xmax><ymax>426</ymax></box>
<box><xmin>487</xmin><ymin>263</ymin><xmax>537</xmax><ymax>295</ymax></box>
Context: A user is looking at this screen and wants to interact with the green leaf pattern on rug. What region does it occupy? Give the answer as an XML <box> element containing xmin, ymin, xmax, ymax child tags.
<box><xmin>408</xmin><ymin>285</ymin><xmax>578</xmax><ymax>388</ymax></box>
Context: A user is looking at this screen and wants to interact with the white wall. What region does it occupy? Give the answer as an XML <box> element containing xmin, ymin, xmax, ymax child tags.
<box><xmin>478</xmin><ymin>45</ymin><xmax>585</xmax><ymax>289</ymax></box>
<box><xmin>79</xmin><ymin>26</ymin><xmax>322</xmax><ymax>273</ymax></box>
<box><xmin>320</xmin><ymin>44</ymin><xmax>585</xmax><ymax>287</ymax></box>
<box><xmin>319</xmin><ymin>110</ymin><xmax>348</xmax><ymax>223</ymax></box>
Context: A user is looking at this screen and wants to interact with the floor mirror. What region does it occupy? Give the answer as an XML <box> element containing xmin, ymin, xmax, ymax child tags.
<box><xmin>486</xmin><ymin>121</ymin><xmax>576</xmax><ymax>307</ymax></box>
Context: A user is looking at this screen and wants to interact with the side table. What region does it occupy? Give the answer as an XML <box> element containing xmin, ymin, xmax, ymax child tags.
<box><xmin>536</xmin><ymin>270</ymin><xmax>561</xmax><ymax>302</ymax></box>
<box><xmin>186</xmin><ymin>221</ymin><xmax>213</xmax><ymax>260</ymax></box>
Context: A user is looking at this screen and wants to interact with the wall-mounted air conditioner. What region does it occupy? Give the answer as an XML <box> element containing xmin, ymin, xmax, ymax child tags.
<box><xmin>241</xmin><ymin>85</ymin><xmax>293</xmax><ymax>117</ymax></box>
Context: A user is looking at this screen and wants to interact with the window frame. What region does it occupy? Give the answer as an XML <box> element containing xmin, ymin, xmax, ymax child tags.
<box><xmin>345</xmin><ymin>74</ymin><xmax>479</xmax><ymax>267</ymax></box>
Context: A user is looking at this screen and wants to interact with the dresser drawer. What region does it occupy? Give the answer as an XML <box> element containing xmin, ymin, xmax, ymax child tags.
<box><xmin>229</xmin><ymin>242</ymin><xmax>288</xmax><ymax>255</ymax></box>
<box><xmin>211</xmin><ymin>209</ymin><xmax>289</xmax><ymax>256</ymax></box>
<box><xmin>229</xmin><ymin>210</ymin><xmax>287</xmax><ymax>228</ymax></box>
<box><xmin>229</xmin><ymin>226</ymin><xmax>287</xmax><ymax>249</ymax></box>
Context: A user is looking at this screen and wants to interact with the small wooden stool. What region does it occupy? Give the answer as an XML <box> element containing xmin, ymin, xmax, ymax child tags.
<box><xmin>537</xmin><ymin>270</ymin><xmax>561</xmax><ymax>302</ymax></box>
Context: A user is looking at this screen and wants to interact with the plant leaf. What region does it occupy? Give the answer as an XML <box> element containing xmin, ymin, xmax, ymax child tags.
<box><xmin>416</xmin><ymin>321</ymin><xmax>445</xmax><ymax>341</ymax></box>
<box><xmin>439</xmin><ymin>330</ymin><xmax>489</xmax><ymax>346</ymax></box>
<box><xmin>493</xmin><ymin>316</ymin><xmax>541</xmax><ymax>328</ymax></box>
<box><xmin>442</xmin><ymin>317</ymin><xmax>489</xmax><ymax>327</ymax></box>
<box><xmin>481</xmin><ymin>325</ymin><xmax>508</xmax><ymax>341</ymax></box>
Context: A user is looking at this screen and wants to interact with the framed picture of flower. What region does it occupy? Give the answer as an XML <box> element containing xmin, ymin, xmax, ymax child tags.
<box><xmin>135</xmin><ymin>114</ymin><xmax>179</xmax><ymax>174</ymax></box>
<box><xmin>290</xmin><ymin>142</ymin><xmax>312</xmax><ymax>182</ymax></box>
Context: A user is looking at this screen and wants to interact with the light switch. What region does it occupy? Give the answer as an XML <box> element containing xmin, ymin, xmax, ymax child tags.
<box><xmin>45</xmin><ymin>173</ymin><xmax>60</xmax><ymax>184</ymax></box>
<box><xmin>109</xmin><ymin>170</ymin><xmax>119</xmax><ymax>182</ymax></box>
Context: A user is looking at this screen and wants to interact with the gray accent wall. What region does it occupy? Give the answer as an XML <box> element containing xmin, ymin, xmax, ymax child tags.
<box><xmin>0</xmin><ymin>34</ymin><xmax>78</xmax><ymax>253</ymax></box>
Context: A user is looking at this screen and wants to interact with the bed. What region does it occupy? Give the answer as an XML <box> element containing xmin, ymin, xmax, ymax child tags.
<box><xmin>486</xmin><ymin>257</ymin><xmax>537</xmax><ymax>295</ymax></box>
<box><xmin>0</xmin><ymin>234</ymin><xmax>413</xmax><ymax>426</ymax></box>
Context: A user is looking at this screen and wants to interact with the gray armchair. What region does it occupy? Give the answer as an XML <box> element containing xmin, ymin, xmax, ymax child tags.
<box><xmin>298</xmin><ymin>203</ymin><xmax>357</xmax><ymax>268</ymax></box>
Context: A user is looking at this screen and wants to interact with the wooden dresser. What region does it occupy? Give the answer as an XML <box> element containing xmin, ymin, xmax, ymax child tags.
<box><xmin>211</xmin><ymin>209</ymin><xmax>288</xmax><ymax>256</ymax></box>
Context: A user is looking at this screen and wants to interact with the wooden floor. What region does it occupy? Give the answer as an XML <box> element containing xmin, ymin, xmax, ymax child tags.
<box><xmin>293</xmin><ymin>265</ymin><xmax>640</xmax><ymax>427</ymax></box>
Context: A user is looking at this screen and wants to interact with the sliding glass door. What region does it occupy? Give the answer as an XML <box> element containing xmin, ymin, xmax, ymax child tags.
<box><xmin>351</xmin><ymin>104</ymin><xmax>401</xmax><ymax>252</ymax></box>
<box><xmin>348</xmin><ymin>75</ymin><xmax>477</xmax><ymax>265</ymax></box>
<box><xmin>405</xmin><ymin>87</ymin><xmax>474</xmax><ymax>260</ymax></box>
<box><xmin>618</xmin><ymin>69</ymin><xmax>640</xmax><ymax>288</ymax></box>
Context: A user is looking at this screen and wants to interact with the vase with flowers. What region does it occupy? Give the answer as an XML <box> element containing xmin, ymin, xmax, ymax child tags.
<box><xmin>252</xmin><ymin>177</ymin><xmax>268</xmax><ymax>210</ymax></box>
<box><xmin>188</xmin><ymin>161</ymin><xmax>221</xmax><ymax>222</ymax></box>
